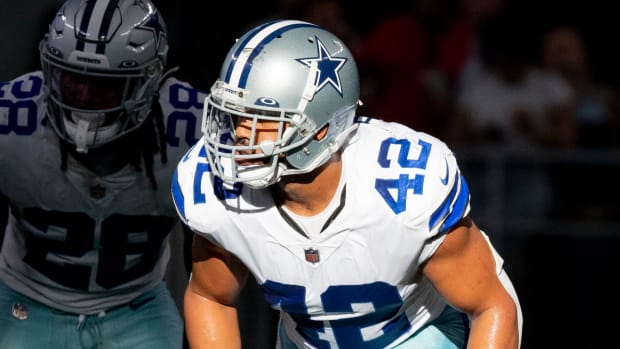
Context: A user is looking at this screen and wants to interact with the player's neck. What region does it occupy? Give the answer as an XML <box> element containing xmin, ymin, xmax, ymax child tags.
<box><xmin>275</xmin><ymin>157</ymin><xmax>342</xmax><ymax>216</ymax></box>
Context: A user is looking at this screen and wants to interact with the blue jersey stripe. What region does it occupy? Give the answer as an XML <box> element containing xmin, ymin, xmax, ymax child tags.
<box><xmin>429</xmin><ymin>173</ymin><xmax>470</xmax><ymax>234</ymax></box>
<box><xmin>171</xmin><ymin>170</ymin><xmax>186</xmax><ymax>220</ymax></box>
<box><xmin>429</xmin><ymin>174</ymin><xmax>459</xmax><ymax>231</ymax></box>
<box><xmin>439</xmin><ymin>175</ymin><xmax>470</xmax><ymax>234</ymax></box>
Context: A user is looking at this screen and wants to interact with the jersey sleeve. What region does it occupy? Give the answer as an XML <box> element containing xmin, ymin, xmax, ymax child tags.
<box><xmin>402</xmin><ymin>134</ymin><xmax>472</xmax><ymax>264</ymax></box>
<box><xmin>0</xmin><ymin>71</ymin><xmax>47</xmax><ymax>192</ymax></box>
<box><xmin>171</xmin><ymin>141</ymin><xmax>203</xmax><ymax>228</ymax></box>
<box><xmin>157</xmin><ymin>77</ymin><xmax>207</xmax><ymax>151</ymax></box>
<box><xmin>425</xmin><ymin>142</ymin><xmax>471</xmax><ymax>236</ymax></box>
<box><xmin>171</xmin><ymin>139</ymin><xmax>230</xmax><ymax>246</ymax></box>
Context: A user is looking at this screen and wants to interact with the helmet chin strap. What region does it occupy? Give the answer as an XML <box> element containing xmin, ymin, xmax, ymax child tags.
<box><xmin>63</xmin><ymin>112</ymin><xmax>121</xmax><ymax>153</ymax></box>
<box><xmin>298</xmin><ymin>61</ymin><xmax>318</xmax><ymax>111</ymax></box>
<box><xmin>73</xmin><ymin>119</ymin><xmax>92</xmax><ymax>153</ymax></box>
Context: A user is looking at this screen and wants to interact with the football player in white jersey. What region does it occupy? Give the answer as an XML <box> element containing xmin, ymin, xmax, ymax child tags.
<box><xmin>174</xmin><ymin>20</ymin><xmax>523</xmax><ymax>349</ymax></box>
<box><xmin>0</xmin><ymin>0</ymin><xmax>204</xmax><ymax>348</ymax></box>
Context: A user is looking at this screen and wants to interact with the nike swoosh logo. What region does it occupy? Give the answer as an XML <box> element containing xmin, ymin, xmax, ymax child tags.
<box><xmin>440</xmin><ymin>159</ymin><xmax>449</xmax><ymax>185</ymax></box>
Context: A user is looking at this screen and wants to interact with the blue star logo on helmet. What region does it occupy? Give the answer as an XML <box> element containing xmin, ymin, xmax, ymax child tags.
<box><xmin>136</xmin><ymin>10</ymin><xmax>167</xmax><ymax>51</ymax></box>
<box><xmin>296</xmin><ymin>37</ymin><xmax>347</xmax><ymax>97</ymax></box>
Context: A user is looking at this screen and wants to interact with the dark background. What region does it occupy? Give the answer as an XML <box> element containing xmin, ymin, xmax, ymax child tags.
<box><xmin>2</xmin><ymin>0</ymin><xmax>620</xmax><ymax>89</ymax></box>
<box><xmin>1</xmin><ymin>1</ymin><xmax>618</xmax><ymax>348</ymax></box>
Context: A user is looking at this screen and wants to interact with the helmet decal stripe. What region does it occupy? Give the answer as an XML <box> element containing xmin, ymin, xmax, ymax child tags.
<box><xmin>222</xmin><ymin>20</ymin><xmax>282</xmax><ymax>83</ymax></box>
<box><xmin>224</xmin><ymin>20</ymin><xmax>318</xmax><ymax>89</ymax></box>
<box><xmin>75</xmin><ymin>0</ymin><xmax>116</xmax><ymax>53</ymax></box>
<box><xmin>76</xmin><ymin>0</ymin><xmax>97</xmax><ymax>51</ymax></box>
<box><xmin>96</xmin><ymin>0</ymin><xmax>120</xmax><ymax>54</ymax></box>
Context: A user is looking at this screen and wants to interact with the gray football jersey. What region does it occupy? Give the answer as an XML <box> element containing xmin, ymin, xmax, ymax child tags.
<box><xmin>0</xmin><ymin>71</ymin><xmax>205</xmax><ymax>313</ymax></box>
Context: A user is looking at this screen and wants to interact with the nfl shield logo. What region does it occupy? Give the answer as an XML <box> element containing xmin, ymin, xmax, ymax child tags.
<box><xmin>304</xmin><ymin>248</ymin><xmax>320</xmax><ymax>264</ymax></box>
<box><xmin>11</xmin><ymin>303</ymin><xmax>28</xmax><ymax>320</ymax></box>
<box><xmin>90</xmin><ymin>184</ymin><xmax>106</xmax><ymax>199</ymax></box>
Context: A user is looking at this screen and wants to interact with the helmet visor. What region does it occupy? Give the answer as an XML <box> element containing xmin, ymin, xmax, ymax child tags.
<box><xmin>54</xmin><ymin>69</ymin><xmax>128</xmax><ymax>111</ymax></box>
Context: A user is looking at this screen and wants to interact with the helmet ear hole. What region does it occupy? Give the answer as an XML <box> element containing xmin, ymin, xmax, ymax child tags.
<box><xmin>315</xmin><ymin>125</ymin><xmax>329</xmax><ymax>141</ymax></box>
<box><xmin>146</xmin><ymin>61</ymin><xmax>163</xmax><ymax>78</ymax></box>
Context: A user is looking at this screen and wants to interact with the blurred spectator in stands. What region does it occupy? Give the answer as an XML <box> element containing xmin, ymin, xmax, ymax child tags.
<box><xmin>243</xmin><ymin>0</ymin><xmax>308</xmax><ymax>33</ymax></box>
<box><xmin>354</xmin><ymin>0</ymin><xmax>505</xmax><ymax>139</ymax></box>
<box><xmin>354</xmin><ymin>0</ymin><xmax>467</xmax><ymax>135</ymax></box>
<box><xmin>457</xmin><ymin>0</ymin><xmax>507</xmax><ymax>89</ymax></box>
<box><xmin>541</xmin><ymin>25</ymin><xmax>620</xmax><ymax>219</ymax></box>
<box><xmin>449</xmin><ymin>14</ymin><xmax>577</xmax><ymax>226</ymax></box>
<box><xmin>452</xmin><ymin>16</ymin><xmax>576</xmax><ymax>147</ymax></box>
<box><xmin>541</xmin><ymin>26</ymin><xmax>618</xmax><ymax>148</ymax></box>
<box><xmin>301</xmin><ymin>0</ymin><xmax>360</xmax><ymax>51</ymax></box>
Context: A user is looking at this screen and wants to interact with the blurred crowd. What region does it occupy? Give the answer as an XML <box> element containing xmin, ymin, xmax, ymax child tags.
<box><xmin>278</xmin><ymin>0</ymin><xmax>620</xmax><ymax>225</ymax></box>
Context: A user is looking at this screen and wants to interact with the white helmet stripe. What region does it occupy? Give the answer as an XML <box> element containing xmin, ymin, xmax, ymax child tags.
<box><xmin>88</xmin><ymin>0</ymin><xmax>112</xmax><ymax>35</ymax></box>
<box><xmin>224</xmin><ymin>20</ymin><xmax>318</xmax><ymax>89</ymax></box>
<box><xmin>75</xmin><ymin>0</ymin><xmax>117</xmax><ymax>54</ymax></box>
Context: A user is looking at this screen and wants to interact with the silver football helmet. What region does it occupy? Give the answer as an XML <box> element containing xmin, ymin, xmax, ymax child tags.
<box><xmin>203</xmin><ymin>20</ymin><xmax>360</xmax><ymax>189</ymax></box>
<box><xmin>40</xmin><ymin>0</ymin><xmax>169</xmax><ymax>153</ymax></box>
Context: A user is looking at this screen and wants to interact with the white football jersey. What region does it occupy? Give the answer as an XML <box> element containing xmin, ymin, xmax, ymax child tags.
<box><xmin>173</xmin><ymin>117</ymin><xmax>501</xmax><ymax>348</ymax></box>
<box><xmin>0</xmin><ymin>71</ymin><xmax>204</xmax><ymax>313</ymax></box>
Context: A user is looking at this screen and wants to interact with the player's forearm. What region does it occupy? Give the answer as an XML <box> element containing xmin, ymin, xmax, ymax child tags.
<box><xmin>184</xmin><ymin>286</ymin><xmax>242</xmax><ymax>349</ymax></box>
<box><xmin>467</xmin><ymin>306</ymin><xmax>519</xmax><ymax>349</ymax></box>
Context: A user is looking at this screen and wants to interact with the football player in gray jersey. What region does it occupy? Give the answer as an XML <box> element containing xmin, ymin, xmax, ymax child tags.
<box><xmin>173</xmin><ymin>20</ymin><xmax>523</xmax><ymax>348</ymax></box>
<box><xmin>0</xmin><ymin>0</ymin><xmax>204</xmax><ymax>347</ymax></box>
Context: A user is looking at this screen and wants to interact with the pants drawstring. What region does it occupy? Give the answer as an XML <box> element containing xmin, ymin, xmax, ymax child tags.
<box><xmin>76</xmin><ymin>311</ymin><xmax>106</xmax><ymax>349</ymax></box>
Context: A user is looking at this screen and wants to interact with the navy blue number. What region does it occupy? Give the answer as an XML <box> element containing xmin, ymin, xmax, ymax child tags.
<box><xmin>97</xmin><ymin>214</ymin><xmax>174</xmax><ymax>288</ymax></box>
<box><xmin>375</xmin><ymin>138</ymin><xmax>432</xmax><ymax>214</ymax></box>
<box><xmin>193</xmin><ymin>163</ymin><xmax>210</xmax><ymax>204</ymax></box>
<box><xmin>0</xmin><ymin>76</ymin><xmax>42</xmax><ymax>135</ymax></box>
<box><xmin>166</xmin><ymin>83</ymin><xmax>203</xmax><ymax>147</ymax></box>
<box><xmin>23</xmin><ymin>209</ymin><xmax>95</xmax><ymax>290</ymax></box>
<box><xmin>193</xmin><ymin>162</ymin><xmax>242</xmax><ymax>203</ymax></box>
<box><xmin>263</xmin><ymin>281</ymin><xmax>405</xmax><ymax>348</ymax></box>
<box><xmin>22</xmin><ymin>208</ymin><xmax>173</xmax><ymax>290</ymax></box>
<box><xmin>213</xmin><ymin>175</ymin><xmax>243</xmax><ymax>200</ymax></box>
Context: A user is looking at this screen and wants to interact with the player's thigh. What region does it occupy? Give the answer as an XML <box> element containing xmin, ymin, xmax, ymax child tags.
<box><xmin>103</xmin><ymin>282</ymin><xmax>184</xmax><ymax>349</ymax></box>
<box><xmin>0</xmin><ymin>278</ymin><xmax>66</xmax><ymax>348</ymax></box>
